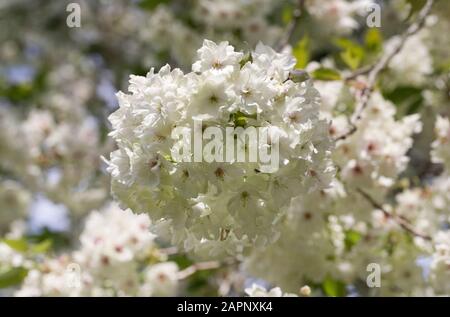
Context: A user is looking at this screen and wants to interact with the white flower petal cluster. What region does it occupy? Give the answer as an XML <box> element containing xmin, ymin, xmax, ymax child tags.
<box><xmin>108</xmin><ymin>40</ymin><xmax>334</xmax><ymax>259</ymax></box>
<box><xmin>141</xmin><ymin>2</ymin><xmax>283</xmax><ymax>69</ymax></box>
<box><xmin>16</xmin><ymin>203</ymin><xmax>179</xmax><ymax>297</ymax></box>
<box><xmin>331</xmin><ymin>92</ymin><xmax>422</xmax><ymax>194</ymax></box>
<box><xmin>0</xmin><ymin>180</ymin><xmax>31</xmax><ymax>232</ymax></box>
<box><xmin>430</xmin><ymin>230</ymin><xmax>450</xmax><ymax>295</ymax></box>
<box><xmin>431</xmin><ymin>116</ymin><xmax>450</xmax><ymax>170</ymax></box>
<box><xmin>395</xmin><ymin>175</ymin><xmax>450</xmax><ymax>236</ymax></box>
<box><xmin>140</xmin><ymin>6</ymin><xmax>201</xmax><ymax>68</ymax></box>
<box><xmin>244</xmin><ymin>183</ymin><xmax>346</xmax><ymax>292</ymax></box>
<box><xmin>193</xmin><ymin>0</ymin><xmax>282</xmax><ymax>46</ymax></box>
<box><xmin>385</xmin><ymin>31</ymin><xmax>433</xmax><ymax>87</ymax></box>
<box><xmin>0</xmin><ymin>105</ymin><xmax>108</xmax><ymax>217</ymax></box>
<box><xmin>306</xmin><ymin>0</ymin><xmax>374</xmax><ymax>35</ymax></box>
<box><xmin>74</xmin><ymin>204</ymin><xmax>155</xmax><ymax>268</ymax></box>
<box><xmin>244</xmin><ymin>79</ymin><xmax>424</xmax><ymax>294</ymax></box>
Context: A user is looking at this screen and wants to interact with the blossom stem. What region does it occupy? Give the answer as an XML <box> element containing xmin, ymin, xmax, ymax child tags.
<box><xmin>356</xmin><ymin>188</ymin><xmax>432</xmax><ymax>241</ymax></box>
<box><xmin>177</xmin><ymin>261</ymin><xmax>222</xmax><ymax>280</ymax></box>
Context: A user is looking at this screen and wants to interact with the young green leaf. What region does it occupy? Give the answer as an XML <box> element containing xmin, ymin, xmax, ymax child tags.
<box><xmin>293</xmin><ymin>36</ymin><xmax>310</xmax><ymax>69</ymax></box>
<box><xmin>0</xmin><ymin>267</ymin><xmax>28</xmax><ymax>289</ymax></box>
<box><xmin>31</xmin><ymin>239</ymin><xmax>53</xmax><ymax>253</ymax></box>
<box><xmin>2</xmin><ymin>239</ymin><xmax>29</xmax><ymax>253</ymax></box>
<box><xmin>335</xmin><ymin>38</ymin><xmax>365</xmax><ymax>70</ymax></box>
<box><xmin>344</xmin><ymin>230</ymin><xmax>362</xmax><ymax>251</ymax></box>
<box><xmin>311</xmin><ymin>68</ymin><xmax>341</xmax><ymax>81</ymax></box>
<box><xmin>365</xmin><ymin>28</ymin><xmax>383</xmax><ymax>53</ymax></box>
<box><xmin>322</xmin><ymin>276</ymin><xmax>347</xmax><ymax>297</ymax></box>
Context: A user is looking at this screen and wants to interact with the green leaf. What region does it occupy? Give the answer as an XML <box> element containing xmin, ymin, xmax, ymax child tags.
<box><xmin>340</xmin><ymin>47</ymin><xmax>364</xmax><ymax>70</ymax></box>
<box><xmin>322</xmin><ymin>276</ymin><xmax>347</xmax><ymax>297</ymax></box>
<box><xmin>344</xmin><ymin>230</ymin><xmax>362</xmax><ymax>251</ymax></box>
<box><xmin>365</xmin><ymin>29</ymin><xmax>383</xmax><ymax>53</ymax></box>
<box><xmin>383</xmin><ymin>86</ymin><xmax>424</xmax><ymax>117</ymax></box>
<box><xmin>404</xmin><ymin>0</ymin><xmax>427</xmax><ymax>19</ymax></box>
<box><xmin>0</xmin><ymin>267</ymin><xmax>28</xmax><ymax>288</ymax></box>
<box><xmin>239</xmin><ymin>51</ymin><xmax>253</xmax><ymax>68</ymax></box>
<box><xmin>2</xmin><ymin>239</ymin><xmax>28</xmax><ymax>253</ymax></box>
<box><xmin>282</xmin><ymin>5</ymin><xmax>293</xmax><ymax>24</ymax></box>
<box><xmin>139</xmin><ymin>0</ymin><xmax>169</xmax><ymax>10</ymax></box>
<box><xmin>335</xmin><ymin>38</ymin><xmax>365</xmax><ymax>70</ymax></box>
<box><xmin>293</xmin><ymin>36</ymin><xmax>310</xmax><ymax>69</ymax></box>
<box><xmin>311</xmin><ymin>68</ymin><xmax>341</xmax><ymax>81</ymax></box>
<box><xmin>31</xmin><ymin>239</ymin><xmax>52</xmax><ymax>253</ymax></box>
<box><xmin>230</xmin><ymin>111</ymin><xmax>257</xmax><ymax>127</ymax></box>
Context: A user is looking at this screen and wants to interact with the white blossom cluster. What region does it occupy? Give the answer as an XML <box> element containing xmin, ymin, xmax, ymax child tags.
<box><xmin>1</xmin><ymin>0</ymin><xmax>450</xmax><ymax>298</ymax></box>
<box><xmin>306</xmin><ymin>0</ymin><xmax>374</xmax><ymax>35</ymax></box>
<box><xmin>395</xmin><ymin>175</ymin><xmax>450</xmax><ymax>236</ymax></box>
<box><xmin>243</xmin><ymin>74</ymin><xmax>423</xmax><ymax>293</ymax></box>
<box><xmin>140</xmin><ymin>1</ymin><xmax>282</xmax><ymax>69</ymax></box>
<box><xmin>331</xmin><ymin>92</ymin><xmax>422</xmax><ymax>195</ymax></box>
<box><xmin>0</xmin><ymin>181</ymin><xmax>31</xmax><ymax>232</ymax></box>
<box><xmin>0</xmin><ymin>106</ymin><xmax>108</xmax><ymax>217</ymax></box>
<box><xmin>107</xmin><ymin>40</ymin><xmax>334</xmax><ymax>259</ymax></box>
<box><xmin>244</xmin><ymin>185</ymin><xmax>346</xmax><ymax>292</ymax></box>
<box><xmin>430</xmin><ymin>231</ymin><xmax>450</xmax><ymax>295</ymax></box>
<box><xmin>0</xmin><ymin>53</ymin><xmax>113</xmax><ymax>220</ymax></box>
<box><xmin>193</xmin><ymin>0</ymin><xmax>282</xmax><ymax>46</ymax></box>
<box><xmin>15</xmin><ymin>204</ymin><xmax>179</xmax><ymax>297</ymax></box>
<box><xmin>431</xmin><ymin>116</ymin><xmax>450</xmax><ymax>170</ymax></box>
<box><xmin>385</xmin><ymin>31</ymin><xmax>433</xmax><ymax>88</ymax></box>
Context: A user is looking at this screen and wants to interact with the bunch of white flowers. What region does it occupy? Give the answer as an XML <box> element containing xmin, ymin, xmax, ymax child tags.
<box><xmin>243</xmin><ymin>77</ymin><xmax>424</xmax><ymax>294</ymax></box>
<box><xmin>385</xmin><ymin>30</ymin><xmax>433</xmax><ymax>88</ymax></box>
<box><xmin>431</xmin><ymin>116</ymin><xmax>450</xmax><ymax>170</ymax></box>
<box><xmin>330</xmin><ymin>92</ymin><xmax>422</xmax><ymax>196</ymax></box>
<box><xmin>140</xmin><ymin>6</ymin><xmax>201</xmax><ymax>68</ymax></box>
<box><xmin>306</xmin><ymin>0</ymin><xmax>374</xmax><ymax>35</ymax></box>
<box><xmin>16</xmin><ymin>203</ymin><xmax>179</xmax><ymax>297</ymax></box>
<box><xmin>141</xmin><ymin>1</ymin><xmax>283</xmax><ymax>69</ymax></box>
<box><xmin>0</xmin><ymin>180</ymin><xmax>31</xmax><ymax>232</ymax></box>
<box><xmin>107</xmin><ymin>40</ymin><xmax>334</xmax><ymax>259</ymax></box>
<box><xmin>193</xmin><ymin>0</ymin><xmax>282</xmax><ymax>46</ymax></box>
<box><xmin>430</xmin><ymin>231</ymin><xmax>450</xmax><ymax>295</ymax></box>
<box><xmin>394</xmin><ymin>176</ymin><xmax>450</xmax><ymax>236</ymax></box>
<box><xmin>243</xmin><ymin>185</ymin><xmax>345</xmax><ymax>292</ymax></box>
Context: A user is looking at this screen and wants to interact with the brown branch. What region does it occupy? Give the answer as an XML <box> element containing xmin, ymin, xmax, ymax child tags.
<box><xmin>356</xmin><ymin>188</ymin><xmax>432</xmax><ymax>241</ymax></box>
<box><xmin>343</xmin><ymin>63</ymin><xmax>375</xmax><ymax>81</ymax></box>
<box><xmin>276</xmin><ymin>0</ymin><xmax>306</xmax><ymax>51</ymax></box>
<box><xmin>177</xmin><ymin>261</ymin><xmax>222</xmax><ymax>280</ymax></box>
<box><xmin>335</xmin><ymin>0</ymin><xmax>434</xmax><ymax>141</ymax></box>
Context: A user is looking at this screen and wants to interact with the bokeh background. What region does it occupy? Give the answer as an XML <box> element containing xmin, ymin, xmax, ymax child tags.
<box><xmin>0</xmin><ymin>0</ymin><xmax>449</xmax><ymax>296</ymax></box>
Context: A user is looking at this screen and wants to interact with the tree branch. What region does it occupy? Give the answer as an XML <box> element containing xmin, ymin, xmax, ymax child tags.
<box><xmin>335</xmin><ymin>0</ymin><xmax>434</xmax><ymax>141</ymax></box>
<box><xmin>276</xmin><ymin>0</ymin><xmax>306</xmax><ymax>51</ymax></box>
<box><xmin>177</xmin><ymin>261</ymin><xmax>222</xmax><ymax>280</ymax></box>
<box><xmin>356</xmin><ymin>188</ymin><xmax>432</xmax><ymax>241</ymax></box>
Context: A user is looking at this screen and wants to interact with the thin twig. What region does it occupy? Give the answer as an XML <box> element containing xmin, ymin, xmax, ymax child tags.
<box><xmin>159</xmin><ymin>246</ymin><xmax>179</xmax><ymax>255</ymax></box>
<box><xmin>177</xmin><ymin>261</ymin><xmax>222</xmax><ymax>280</ymax></box>
<box><xmin>276</xmin><ymin>0</ymin><xmax>306</xmax><ymax>51</ymax></box>
<box><xmin>335</xmin><ymin>0</ymin><xmax>434</xmax><ymax>141</ymax></box>
<box><xmin>343</xmin><ymin>63</ymin><xmax>375</xmax><ymax>81</ymax></box>
<box><xmin>356</xmin><ymin>188</ymin><xmax>432</xmax><ymax>241</ymax></box>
